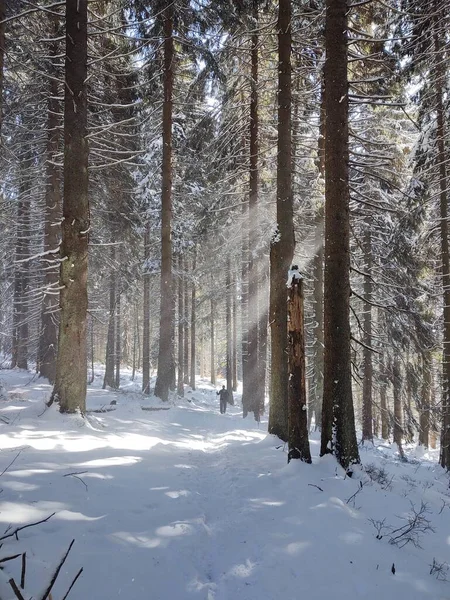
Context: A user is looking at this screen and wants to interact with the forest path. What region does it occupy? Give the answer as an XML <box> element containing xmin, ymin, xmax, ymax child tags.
<box><xmin>0</xmin><ymin>370</ymin><xmax>448</xmax><ymax>600</ymax></box>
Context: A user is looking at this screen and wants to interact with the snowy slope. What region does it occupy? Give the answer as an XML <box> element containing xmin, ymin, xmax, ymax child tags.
<box><xmin>0</xmin><ymin>369</ymin><xmax>448</xmax><ymax>600</ymax></box>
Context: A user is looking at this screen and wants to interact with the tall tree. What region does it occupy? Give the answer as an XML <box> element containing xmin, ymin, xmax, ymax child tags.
<box><xmin>432</xmin><ymin>5</ymin><xmax>450</xmax><ymax>469</ymax></box>
<box><xmin>154</xmin><ymin>2</ymin><xmax>174</xmax><ymax>401</ymax></box>
<box><xmin>320</xmin><ymin>0</ymin><xmax>359</xmax><ymax>469</ymax></box>
<box><xmin>268</xmin><ymin>0</ymin><xmax>293</xmax><ymax>441</ymax></box>
<box><xmin>37</xmin><ymin>18</ymin><xmax>61</xmax><ymax>384</ymax></box>
<box><xmin>50</xmin><ymin>0</ymin><xmax>89</xmax><ymax>413</ymax></box>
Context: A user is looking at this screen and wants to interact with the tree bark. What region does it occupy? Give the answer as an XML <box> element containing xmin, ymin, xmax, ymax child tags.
<box><xmin>210</xmin><ymin>289</ymin><xmax>216</xmax><ymax>386</ymax></box>
<box><xmin>288</xmin><ymin>270</ymin><xmax>311</xmax><ymax>463</ymax></box>
<box><xmin>0</xmin><ymin>0</ymin><xmax>5</xmax><ymax>133</ymax></box>
<box><xmin>154</xmin><ymin>3</ymin><xmax>174</xmax><ymax>401</ymax></box>
<box><xmin>320</xmin><ymin>0</ymin><xmax>359</xmax><ymax>469</ymax></box>
<box><xmin>362</xmin><ymin>226</ymin><xmax>373</xmax><ymax>441</ymax></box>
<box><xmin>183</xmin><ymin>260</ymin><xmax>189</xmax><ymax>384</ymax></box>
<box><xmin>245</xmin><ymin>0</ymin><xmax>260</xmax><ymax>420</ymax></box>
<box><xmin>380</xmin><ymin>354</ymin><xmax>389</xmax><ymax>440</ymax></box>
<box><xmin>258</xmin><ymin>267</ymin><xmax>268</xmax><ymax>416</ymax></box>
<box><xmin>419</xmin><ymin>351</ymin><xmax>431</xmax><ymax>447</ymax></box>
<box><xmin>232</xmin><ymin>279</ymin><xmax>238</xmax><ymax>392</ymax></box>
<box><xmin>226</xmin><ymin>256</ymin><xmax>234</xmax><ymax>404</ymax></box>
<box><xmin>12</xmin><ymin>159</ymin><xmax>31</xmax><ymax>370</ymax></box>
<box><xmin>189</xmin><ymin>250</ymin><xmax>196</xmax><ymax>390</ymax></box>
<box><xmin>51</xmin><ymin>0</ymin><xmax>89</xmax><ymax>413</ymax></box>
<box><xmin>392</xmin><ymin>356</ymin><xmax>404</xmax><ymax>458</ymax></box>
<box><xmin>177</xmin><ymin>254</ymin><xmax>184</xmax><ymax>396</ymax></box>
<box><xmin>309</xmin><ymin>74</ymin><xmax>325</xmax><ymax>431</ymax></box>
<box><xmin>38</xmin><ymin>21</ymin><xmax>61</xmax><ymax>384</ymax></box>
<box><xmin>142</xmin><ymin>225</ymin><xmax>150</xmax><ymax>394</ymax></box>
<box><xmin>103</xmin><ymin>248</ymin><xmax>116</xmax><ymax>389</ymax></box>
<box><xmin>268</xmin><ymin>0</ymin><xmax>293</xmax><ymax>442</ymax></box>
<box><xmin>433</xmin><ymin>7</ymin><xmax>450</xmax><ymax>468</ymax></box>
<box><xmin>114</xmin><ymin>282</ymin><xmax>121</xmax><ymax>389</ymax></box>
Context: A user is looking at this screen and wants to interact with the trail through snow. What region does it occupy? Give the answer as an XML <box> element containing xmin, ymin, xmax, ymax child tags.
<box><xmin>0</xmin><ymin>369</ymin><xmax>448</xmax><ymax>600</ymax></box>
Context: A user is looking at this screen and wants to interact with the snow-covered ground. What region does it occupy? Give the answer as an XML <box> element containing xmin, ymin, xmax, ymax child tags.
<box><xmin>0</xmin><ymin>368</ymin><xmax>449</xmax><ymax>600</ymax></box>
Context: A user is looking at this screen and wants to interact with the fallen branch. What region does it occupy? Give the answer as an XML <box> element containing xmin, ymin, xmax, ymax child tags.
<box><xmin>346</xmin><ymin>480</ymin><xmax>365</xmax><ymax>506</ymax></box>
<box><xmin>63</xmin><ymin>472</ymin><xmax>88</xmax><ymax>491</ymax></box>
<box><xmin>308</xmin><ymin>484</ymin><xmax>324</xmax><ymax>492</ymax></box>
<box><xmin>9</xmin><ymin>578</ymin><xmax>26</xmax><ymax>600</ymax></box>
<box><xmin>40</xmin><ymin>539</ymin><xmax>75</xmax><ymax>600</ymax></box>
<box><xmin>0</xmin><ymin>513</ymin><xmax>56</xmax><ymax>542</ymax></box>
<box><xmin>0</xmin><ymin>450</ymin><xmax>23</xmax><ymax>478</ymax></box>
<box><xmin>21</xmin><ymin>552</ymin><xmax>26</xmax><ymax>589</ymax></box>
<box><xmin>0</xmin><ymin>553</ymin><xmax>21</xmax><ymax>564</ymax></box>
<box><xmin>61</xmin><ymin>567</ymin><xmax>83</xmax><ymax>600</ymax></box>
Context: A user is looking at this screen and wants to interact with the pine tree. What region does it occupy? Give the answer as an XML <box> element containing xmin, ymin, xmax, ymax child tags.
<box><xmin>51</xmin><ymin>0</ymin><xmax>89</xmax><ymax>413</ymax></box>
<box><xmin>321</xmin><ymin>0</ymin><xmax>359</xmax><ymax>469</ymax></box>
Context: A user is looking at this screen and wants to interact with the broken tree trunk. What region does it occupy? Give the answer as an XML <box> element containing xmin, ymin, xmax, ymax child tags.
<box><xmin>287</xmin><ymin>268</ymin><xmax>311</xmax><ymax>463</ymax></box>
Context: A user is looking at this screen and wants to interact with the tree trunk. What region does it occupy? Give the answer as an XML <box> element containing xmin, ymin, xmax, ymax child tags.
<box><xmin>183</xmin><ymin>260</ymin><xmax>189</xmax><ymax>384</ymax></box>
<box><xmin>38</xmin><ymin>23</ymin><xmax>61</xmax><ymax>384</ymax></box>
<box><xmin>268</xmin><ymin>0</ymin><xmax>293</xmax><ymax>442</ymax></box>
<box><xmin>309</xmin><ymin>75</ymin><xmax>325</xmax><ymax>431</ymax></box>
<box><xmin>232</xmin><ymin>280</ymin><xmax>238</xmax><ymax>392</ymax></box>
<box><xmin>12</xmin><ymin>157</ymin><xmax>31</xmax><ymax>370</ymax></box>
<box><xmin>89</xmin><ymin>316</ymin><xmax>94</xmax><ymax>384</ymax></box>
<box><xmin>103</xmin><ymin>252</ymin><xmax>116</xmax><ymax>389</ymax></box>
<box><xmin>257</xmin><ymin>257</ymin><xmax>269</xmax><ymax>415</ymax></box>
<box><xmin>287</xmin><ymin>270</ymin><xmax>311</xmax><ymax>463</ymax></box>
<box><xmin>114</xmin><ymin>283</ymin><xmax>121</xmax><ymax>389</ymax></box>
<box><xmin>320</xmin><ymin>0</ymin><xmax>359</xmax><ymax>469</ymax></box>
<box><xmin>226</xmin><ymin>256</ymin><xmax>234</xmax><ymax>404</ymax></box>
<box><xmin>154</xmin><ymin>3</ymin><xmax>174</xmax><ymax>402</ymax></box>
<box><xmin>245</xmin><ymin>0</ymin><xmax>260</xmax><ymax>420</ymax></box>
<box><xmin>142</xmin><ymin>225</ymin><xmax>150</xmax><ymax>394</ymax></box>
<box><xmin>362</xmin><ymin>226</ymin><xmax>373</xmax><ymax>441</ymax></box>
<box><xmin>189</xmin><ymin>250</ymin><xmax>196</xmax><ymax>390</ymax></box>
<box><xmin>419</xmin><ymin>351</ymin><xmax>431</xmax><ymax>447</ymax></box>
<box><xmin>380</xmin><ymin>354</ymin><xmax>389</xmax><ymax>440</ymax></box>
<box><xmin>0</xmin><ymin>0</ymin><xmax>5</xmax><ymax>132</ymax></box>
<box><xmin>177</xmin><ymin>254</ymin><xmax>184</xmax><ymax>396</ymax></box>
<box><xmin>132</xmin><ymin>303</ymin><xmax>137</xmax><ymax>381</ymax></box>
<box><xmin>433</xmin><ymin>9</ymin><xmax>450</xmax><ymax>469</ymax></box>
<box><xmin>392</xmin><ymin>355</ymin><xmax>404</xmax><ymax>458</ymax></box>
<box><xmin>210</xmin><ymin>290</ymin><xmax>216</xmax><ymax>386</ymax></box>
<box><xmin>51</xmin><ymin>0</ymin><xmax>89</xmax><ymax>413</ymax></box>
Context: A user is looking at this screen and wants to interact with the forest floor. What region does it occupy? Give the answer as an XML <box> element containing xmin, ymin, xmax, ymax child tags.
<box><xmin>0</xmin><ymin>368</ymin><xmax>448</xmax><ymax>600</ymax></box>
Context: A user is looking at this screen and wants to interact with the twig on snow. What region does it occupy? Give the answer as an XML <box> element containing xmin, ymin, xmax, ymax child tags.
<box><xmin>0</xmin><ymin>553</ymin><xmax>21</xmax><ymax>564</ymax></box>
<box><xmin>308</xmin><ymin>484</ymin><xmax>324</xmax><ymax>492</ymax></box>
<box><xmin>61</xmin><ymin>567</ymin><xmax>84</xmax><ymax>600</ymax></box>
<box><xmin>0</xmin><ymin>513</ymin><xmax>56</xmax><ymax>542</ymax></box>
<box><xmin>0</xmin><ymin>450</ymin><xmax>23</xmax><ymax>478</ymax></box>
<box><xmin>40</xmin><ymin>539</ymin><xmax>75</xmax><ymax>600</ymax></box>
<box><xmin>63</xmin><ymin>472</ymin><xmax>88</xmax><ymax>491</ymax></box>
<box><xmin>21</xmin><ymin>552</ymin><xmax>26</xmax><ymax>589</ymax></box>
<box><xmin>8</xmin><ymin>577</ymin><xmax>26</xmax><ymax>600</ymax></box>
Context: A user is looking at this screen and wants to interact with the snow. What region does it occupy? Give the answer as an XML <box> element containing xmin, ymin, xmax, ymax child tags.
<box><xmin>0</xmin><ymin>368</ymin><xmax>448</xmax><ymax>600</ymax></box>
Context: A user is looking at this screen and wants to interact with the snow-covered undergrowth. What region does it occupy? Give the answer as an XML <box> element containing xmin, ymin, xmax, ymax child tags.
<box><xmin>0</xmin><ymin>368</ymin><xmax>448</xmax><ymax>599</ymax></box>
